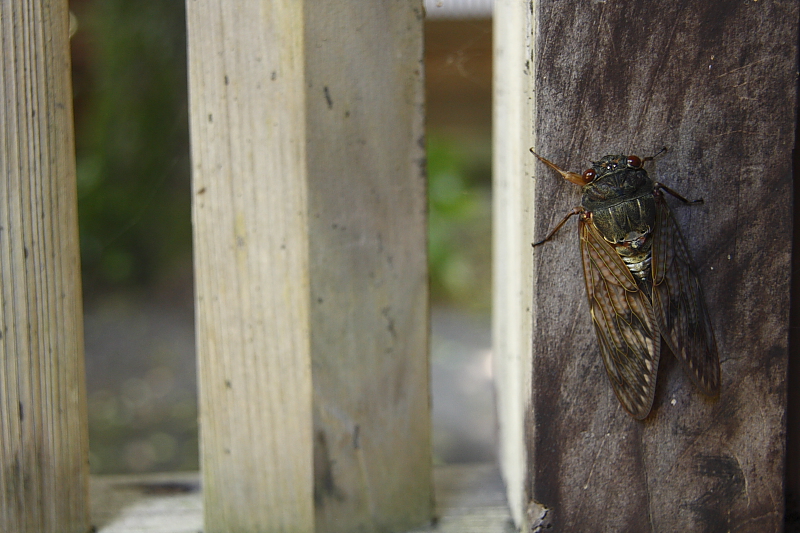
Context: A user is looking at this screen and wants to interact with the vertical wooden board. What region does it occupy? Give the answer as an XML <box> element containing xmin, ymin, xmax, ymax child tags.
<box><xmin>524</xmin><ymin>0</ymin><xmax>797</xmax><ymax>530</ymax></box>
<box><xmin>0</xmin><ymin>1</ymin><xmax>90</xmax><ymax>532</ymax></box>
<box><xmin>492</xmin><ymin>0</ymin><xmax>535</xmax><ymax>527</ymax></box>
<box><xmin>304</xmin><ymin>2</ymin><xmax>433</xmax><ymax>531</ymax></box>
<box><xmin>186</xmin><ymin>1</ymin><xmax>313</xmax><ymax>531</ymax></box>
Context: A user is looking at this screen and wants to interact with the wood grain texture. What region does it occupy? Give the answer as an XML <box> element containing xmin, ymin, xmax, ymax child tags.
<box><xmin>0</xmin><ymin>1</ymin><xmax>90</xmax><ymax>532</ymax></box>
<box><xmin>188</xmin><ymin>1</ymin><xmax>431</xmax><ymax>530</ymax></box>
<box><xmin>495</xmin><ymin>0</ymin><xmax>797</xmax><ymax>530</ymax></box>
<box><xmin>186</xmin><ymin>1</ymin><xmax>314</xmax><ymax>531</ymax></box>
<box><xmin>304</xmin><ymin>2</ymin><xmax>432</xmax><ymax>531</ymax></box>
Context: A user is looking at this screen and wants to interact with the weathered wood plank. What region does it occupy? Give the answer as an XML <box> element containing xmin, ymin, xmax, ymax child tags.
<box><xmin>89</xmin><ymin>465</ymin><xmax>509</xmax><ymax>533</ymax></box>
<box><xmin>0</xmin><ymin>1</ymin><xmax>90</xmax><ymax>532</ymax></box>
<box><xmin>492</xmin><ymin>0</ymin><xmax>535</xmax><ymax>526</ymax></box>
<box><xmin>186</xmin><ymin>1</ymin><xmax>314</xmax><ymax>531</ymax></box>
<box><xmin>496</xmin><ymin>0</ymin><xmax>797</xmax><ymax>530</ymax></box>
<box><xmin>188</xmin><ymin>1</ymin><xmax>431</xmax><ymax>530</ymax></box>
<box><xmin>304</xmin><ymin>2</ymin><xmax>432</xmax><ymax>531</ymax></box>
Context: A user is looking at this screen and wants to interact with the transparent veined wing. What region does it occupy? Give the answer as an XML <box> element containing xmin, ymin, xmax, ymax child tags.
<box><xmin>651</xmin><ymin>195</ymin><xmax>720</xmax><ymax>395</ymax></box>
<box><xmin>580</xmin><ymin>219</ymin><xmax>661</xmax><ymax>419</ymax></box>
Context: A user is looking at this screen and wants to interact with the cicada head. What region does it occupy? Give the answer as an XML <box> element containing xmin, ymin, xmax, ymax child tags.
<box><xmin>582</xmin><ymin>155</ymin><xmax>653</xmax><ymax>203</ymax></box>
<box><xmin>589</xmin><ymin>154</ymin><xmax>646</xmax><ymax>180</ymax></box>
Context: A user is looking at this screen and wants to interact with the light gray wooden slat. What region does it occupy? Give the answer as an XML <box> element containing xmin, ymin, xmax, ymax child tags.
<box><xmin>492</xmin><ymin>0</ymin><xmax>536</xmax><ymax>526</ymax></box>
<box><xmin>186</xmin><ymin>1</ymin><xmax>314</xmax><ymax>530</ymax></box>
<box><xmin>0</xmin><ymin>1</ymin><xmax>90</xmax><ymax>532</ymax></box>
<box><xmin>187</xmin><ymin>1</ymin><xmax>431</xmax><ymax>530</ymax></box>
<box><xmin>304</xmin><ymin>2</ymin><xmax>432</xmax><ymax>531</ymax></box>
<box><xmin>495</xmin><ymin>0</ymin><xmax>797</xmax><ymax>530</ymax></box>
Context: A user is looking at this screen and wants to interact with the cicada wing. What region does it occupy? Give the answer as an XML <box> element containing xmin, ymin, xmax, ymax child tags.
<box><xmin>580</xmin><ymin>220</ymin><xmax>661</xmax><ymax>419</ymax></box>
<box><xmin>652</xmin><ymin>196</ymin><xmax>720</xmax><ymax>395</ymax></box>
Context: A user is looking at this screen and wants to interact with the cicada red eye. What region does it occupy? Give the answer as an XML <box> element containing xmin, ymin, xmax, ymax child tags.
<box><xmin>627</xmin><ymin>155</ymin><xmax>642</xmax><ymax>168</ymax></box>
<box><xmin>582</xmin><ymin>168</ymin><xmax>596</xmax><ymax>182</ymax></box>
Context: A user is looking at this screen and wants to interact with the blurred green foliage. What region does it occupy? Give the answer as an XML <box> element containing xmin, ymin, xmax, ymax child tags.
<box><xmin>427</xmin><ymin>133</ymin><xmax>492</xmax><ymax>312</ymax></box>
<box><xmin>71</xmin><ymin>0</ymin><xmax>492</xmax><ymax>309</ymax></box>
<box><xmin>71</xmin><ymin>0</ymin><xmax>192</xmax><ymax>296</ymax></box>
<box><xmin>70</xmin><ymin>0</ymin><xmax>195</xmax><ymax>474</ymax></box>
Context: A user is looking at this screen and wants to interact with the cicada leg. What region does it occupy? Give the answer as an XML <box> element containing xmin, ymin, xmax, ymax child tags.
<box><xmin>654</xmin><ymin>182</ymin><xmax>704</xmax><ymax>205</ymax></box>
<box><xmin>533</xmin><ymin>206</ymin><xmax>584</xmax><ymax>247</ymax></box>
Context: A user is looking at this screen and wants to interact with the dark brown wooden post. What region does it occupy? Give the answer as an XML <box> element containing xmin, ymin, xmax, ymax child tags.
<box><xmin>494</xmin><ymin>0</ymin><xmax>798</xmax><ymax>530</ymax></box>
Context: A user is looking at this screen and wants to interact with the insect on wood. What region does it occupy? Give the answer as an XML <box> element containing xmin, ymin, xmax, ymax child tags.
<box><xmin>531</xmin><ymin>149</ymin><xmax>720</xmax><ymax>419</ymax></box>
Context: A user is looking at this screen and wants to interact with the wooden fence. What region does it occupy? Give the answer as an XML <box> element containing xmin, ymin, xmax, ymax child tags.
<box><xmin>1</xmin><ymin>0</ymin><xmax>798</xmax><ymax>532</ymax></box>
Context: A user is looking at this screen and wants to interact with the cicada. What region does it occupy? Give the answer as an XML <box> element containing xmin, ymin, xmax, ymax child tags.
<box><xmin>531</xmin><ymin>149</ymin><xmax>720</xmax><ymax>419</ymax></box>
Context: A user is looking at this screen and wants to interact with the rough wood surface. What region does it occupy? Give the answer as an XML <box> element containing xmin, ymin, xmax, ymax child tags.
<box><xmin>304</xmin><ymin>2</ymin><xmax>432</xmax><ymax>531</ymax></box>
<box><xmin>495</xmin><ymin>0</ymin><xmax>797</xmax><ymax>530</ymax></box>
<box><xmin>0</xmin><ymin>1</ymin><xmax>90</xmax><ymax>532</ymax></box>
<box><xmin>186</xmin><ymin>1</ymin><xmax>313</xmax><ymax>531</ymax></box>
<box><xmin>89</xmin><ymin>465</ymin><xmax>509</xmax><ymax>533</ymax></box>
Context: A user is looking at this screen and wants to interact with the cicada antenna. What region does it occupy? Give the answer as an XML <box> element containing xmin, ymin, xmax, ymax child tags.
<box><xmin>642</xmin><ymin>146</ymin><xmax>667</xmax><ymax>164</ymax></box>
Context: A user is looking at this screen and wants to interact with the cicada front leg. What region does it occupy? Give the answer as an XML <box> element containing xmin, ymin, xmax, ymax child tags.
<box><xmin>533</xmin><ymin>206</ymin><xmax>585</xmax><ymax>247</ymax></box>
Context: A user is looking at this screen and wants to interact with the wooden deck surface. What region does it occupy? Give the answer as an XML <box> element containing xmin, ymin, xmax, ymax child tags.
<box><xmin>90</xmin><ymin>463</ymin><xmax>512</xmax><ymax>532</ymax></box>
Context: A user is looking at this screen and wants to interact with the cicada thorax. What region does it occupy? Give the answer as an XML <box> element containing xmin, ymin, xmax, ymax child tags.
<box><xmin>581</xmin><ymin>160</ymin><xmax>657</xmax><ymax>292</ymax></box>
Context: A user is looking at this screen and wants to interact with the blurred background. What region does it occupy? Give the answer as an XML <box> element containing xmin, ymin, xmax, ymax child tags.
<box><xmin>69</xmin><ymin>0</ymin><xmax>493</xmax><ymax>473</ymax></box>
